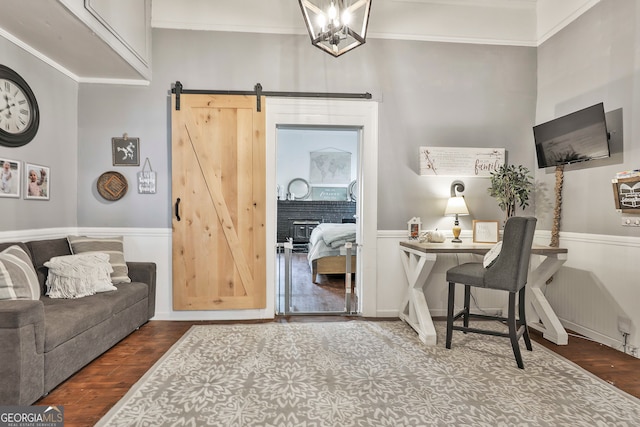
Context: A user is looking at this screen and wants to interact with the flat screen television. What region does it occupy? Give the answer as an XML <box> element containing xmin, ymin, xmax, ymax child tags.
<box><xmin>533</xmin><ymin>102</ymin><xmax>610</xmax><ymax>169</ymax></box>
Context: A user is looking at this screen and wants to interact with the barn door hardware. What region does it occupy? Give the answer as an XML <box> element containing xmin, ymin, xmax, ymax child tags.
<box><xmin>171</xmin><ymin>82</ymin><xmax>372</xmax><ymax>112</ymax></box>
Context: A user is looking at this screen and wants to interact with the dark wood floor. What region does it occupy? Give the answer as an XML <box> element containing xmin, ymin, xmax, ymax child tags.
<box><xmin>36</xmin><ymin>317</ymin><xmax>640</xmax><ymax>427</ymax></box>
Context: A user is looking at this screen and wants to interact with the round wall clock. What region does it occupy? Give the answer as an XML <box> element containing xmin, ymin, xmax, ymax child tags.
<box><xmin>0</xmin><ymin>64</ymin><xmax>39</xmax><ymax>147</ymax></box>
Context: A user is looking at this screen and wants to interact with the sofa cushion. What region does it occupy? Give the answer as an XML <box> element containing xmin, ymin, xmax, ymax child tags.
<box><xmin>41</xmin><ymin>281</ymin><xmax>148</xmax><ymax>352</ymax></box>
<box><xmin>26</xmin><ymin>238</ymin><xmax>73</xmax><ymax>294</ymax></box>
<box><xmin>0</xmin><ymin>245</ymin><xmax>40</xmax><ymax>300</ymax></box>
<box><xmin>45</xmin><ymin>253</ymin><xmax>116</xmax><ymax>299</ymax></box>
<box><xmin>67</xmin><ymin>236</ymin><xmax>131</xmax><ymax>284</ymax></box>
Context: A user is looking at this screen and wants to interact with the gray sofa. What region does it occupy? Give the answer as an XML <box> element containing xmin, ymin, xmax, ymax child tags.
<box><xmin>0</xmin><ymin>237</ymin><xmax>156</xmax><ymax>405</ymax></box>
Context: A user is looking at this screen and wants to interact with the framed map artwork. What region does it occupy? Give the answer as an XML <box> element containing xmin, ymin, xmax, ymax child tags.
<box><xmin>309</xmin><ymin>150</ymin><xmax>351</xmax><ymax>184</ymax></box>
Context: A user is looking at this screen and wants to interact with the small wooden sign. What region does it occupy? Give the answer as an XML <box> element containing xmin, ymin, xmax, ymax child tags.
<box><xmin>137</xmin><ymin>158</ymin><xmax>156</xmax><ymax>194</ymax></box>
<box><xmin>112</xmin><ymin>136</ymin><xmax>140</xmax><ymax>166</ymax></box>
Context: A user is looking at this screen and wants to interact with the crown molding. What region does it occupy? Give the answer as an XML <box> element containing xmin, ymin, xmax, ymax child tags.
<box><xmin>537</xmin><ymin>0</ymin><xmax>600</xmax><ymax>46</ymax></box>
<box><xmin>368</xmin><ymin>31</ymin><xmax>536</xmax><ymax>47</ymax></box>
<box><xmin>0</xmin><ymin>26</ymin><xmax>80</xmax><ymax>82</ymax></box>
<box><xmin>390</xmin><ymin>0</ymin><xmax>536</xmax><ymax>9</ymax></box>
<box><xmin>78</xmin><ymin>77</ymin><xmax>150</xmax><ymax>86</ymax></box>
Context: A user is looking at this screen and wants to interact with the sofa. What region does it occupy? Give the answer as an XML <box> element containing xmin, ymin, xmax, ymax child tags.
<box><xmin>0</xmin><ymin>237</ymin><xmax>156</xmax><ymax>405</ymax></box>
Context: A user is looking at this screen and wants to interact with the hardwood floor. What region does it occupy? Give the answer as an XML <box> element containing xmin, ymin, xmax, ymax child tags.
<box><xmin>36</xmin><ymin>318</ymin><xmax>640</xmax><ymax>427</ymax></box>
<box><xmin>277</xmin><ymin>252</ymin><xmax>354</xmax><ymax>313</ymax></box>
<box><xmin>35</xmin><ymin>252</ymin><xmax>639</xmax><ymax>424</ymax></box>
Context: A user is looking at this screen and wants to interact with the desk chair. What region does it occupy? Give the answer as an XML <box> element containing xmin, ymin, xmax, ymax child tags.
<box><xmin>445</xmin><ymin>216</ymin><xmax>537</xmax><ymax>369</ymax></box>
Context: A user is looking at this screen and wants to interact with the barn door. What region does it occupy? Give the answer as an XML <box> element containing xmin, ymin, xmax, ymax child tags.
<box><xmin>171</xmin><ymin>93</ymin><xmax>266</xmax><ymax>310</ymax></box>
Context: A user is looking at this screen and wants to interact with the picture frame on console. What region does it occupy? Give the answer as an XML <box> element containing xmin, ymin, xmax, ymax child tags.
<box><xmin>472</xmin><ymin>220</ymin><xmax>499</xmax><ymax>243</ymax></box>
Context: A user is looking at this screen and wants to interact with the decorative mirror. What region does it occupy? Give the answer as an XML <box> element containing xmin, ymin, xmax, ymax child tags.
<box><xmin>348</xmin><ymin>180</ymin><xmax>357</xmax><ymax>201</ymax></box>
<box><xmin>287</xmin><ymin>178</ymin><xmax>310</xmax><ymax>200</ymax></box>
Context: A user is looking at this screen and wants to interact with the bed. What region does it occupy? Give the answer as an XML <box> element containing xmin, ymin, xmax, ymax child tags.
<box><xmin>307</xmin><ymin>223</ymin><xmax>357</xmax><ymax>283</ymax></box>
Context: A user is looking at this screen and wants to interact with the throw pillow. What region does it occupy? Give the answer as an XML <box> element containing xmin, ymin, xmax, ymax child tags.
<box><xmin>0</xmin><ymin>245</ymin><xmax>40</xmax><ymax>300</ymax></box>
<box><xmin>67</xmin><ymin>235</ymin><xmax>131</xmax><ymax>284</ymax></box>
<box><xmin>483</xmin><ymin>241</ymin><xmax>503</xmax><ymax>268</ymax></box>
<box><xmin>45</xmin><ymin>253</ymin><xmax>117</xmax><ymax>299</ymax></box>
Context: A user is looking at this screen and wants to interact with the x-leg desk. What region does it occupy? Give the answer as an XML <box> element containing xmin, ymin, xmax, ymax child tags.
<box><xmin>398</xmin><ymin>241</ymin><xmax>568</xmax><ymax>345</ymax></box>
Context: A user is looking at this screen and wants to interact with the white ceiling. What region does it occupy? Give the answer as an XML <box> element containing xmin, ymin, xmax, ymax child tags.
<box><xmin>0</xmin><ymin>0</ymin><xmax>599</xmax><ymax>82</ymax></box>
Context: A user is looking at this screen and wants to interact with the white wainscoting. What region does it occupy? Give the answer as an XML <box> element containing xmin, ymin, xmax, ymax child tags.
<box><xmin>378</xmin><ymin>229</ymin><xmax>640</xmax><ymax>357</ymax></box>
<box><xmin>376</xmin><ymin>229</ymin><xmax>503</xmax><ymax>319</ymax></box>
<box><xmin>0</xmin><ymin>227</ymin><xmax>276</xmax><ymax>322</ymax></box>
<box><xmin>3</xmin><ymin>227</ymin><xmax>638</xmax><ymax>356</ymax></box>
<box><xmin>532</xmin><ymin>231</ymin><xmax>640</xmax><ymax>356</ymax></box>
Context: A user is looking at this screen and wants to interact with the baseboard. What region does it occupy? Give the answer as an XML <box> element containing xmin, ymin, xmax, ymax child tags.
<box><xmin>560</xmin><ymin>319</ymin><xmax>625</xmax><ymax>352</ymax></box>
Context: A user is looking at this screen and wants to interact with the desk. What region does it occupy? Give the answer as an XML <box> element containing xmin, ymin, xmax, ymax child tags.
<box><xmin>398</xmin><ymin>240</ymin><xmax>568</xmax><ymax>346</ymax></box>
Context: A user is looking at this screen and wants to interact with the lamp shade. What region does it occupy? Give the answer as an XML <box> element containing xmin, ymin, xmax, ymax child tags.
<box><xmin>299</xmin><ymin>0</ymin><xmax>372</xmax><ymax>57</ymax></box>
<box><xmin>444</xmin><ymin>196</ymin><xmax>469</xmax><ymax>216</ymax></box>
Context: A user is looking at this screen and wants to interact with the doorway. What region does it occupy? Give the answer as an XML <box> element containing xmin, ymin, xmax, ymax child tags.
<box><xmin>265</xmin><ymin>97</ymin><xmax>379</xmax><ymax>318</ymax></box>
<box><xmin>275</xmin><ymin>126</ymin><xmax>359</xmax><ymax>314</ymax></box>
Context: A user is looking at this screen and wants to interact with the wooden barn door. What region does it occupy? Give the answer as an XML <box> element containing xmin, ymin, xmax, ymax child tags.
<box><xmin>171</xmin><ymin>93</ymin><xmax>266</xmax><ymax>310</ymax></box>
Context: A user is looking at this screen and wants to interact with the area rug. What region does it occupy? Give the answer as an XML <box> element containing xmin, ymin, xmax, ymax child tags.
<box><xmin>96</xmin><ymin>321</ymin><xmax>640</xmax><ymax>426</ymax></box>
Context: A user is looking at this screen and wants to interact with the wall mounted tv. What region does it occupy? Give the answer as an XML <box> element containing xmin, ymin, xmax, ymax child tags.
<box><xmin>533</xmin><ymin>102</ymin><xmax>610</xmax><ymax>169</ymax></box>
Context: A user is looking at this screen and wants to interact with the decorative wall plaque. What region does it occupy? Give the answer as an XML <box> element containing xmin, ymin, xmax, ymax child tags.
<box><xmin>419</xmin><ymin>147</ymin><xmax>505</xmax><ymax>177</ymax></box>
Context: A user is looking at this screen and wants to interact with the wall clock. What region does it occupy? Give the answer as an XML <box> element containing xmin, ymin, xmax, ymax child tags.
<box><xmin>0</xmin><ymin>65</ymin><xmax>39</xmax><ymax>147</ymax></box>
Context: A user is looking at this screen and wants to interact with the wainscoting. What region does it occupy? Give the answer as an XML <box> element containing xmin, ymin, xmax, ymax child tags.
<box><xmin>377</xmin><ymin>229</ymin><xmax>640</xmax><ymax>358</ymax></box>
<box><xmin>2</xmin><ymin>227</ymin><xmax>638</xmax><ymax>357</ymax></box>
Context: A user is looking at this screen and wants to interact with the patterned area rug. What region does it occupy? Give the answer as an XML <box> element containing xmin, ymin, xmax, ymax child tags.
<box><xmin>96</xmin><ymin>321</ymin><xmax>640</xmax><ymax>426</ymax></box>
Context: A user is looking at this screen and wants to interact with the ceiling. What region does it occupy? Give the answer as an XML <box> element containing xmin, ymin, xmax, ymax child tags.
<box><xmin>0</xmin><ymin>0</ymin><xmax>144</xmax><ymax>81</ymax></box>
<box><xmin>0</xmin><ymin>0</ymin><xmax>596</xmax><ymax>83</ymax></box>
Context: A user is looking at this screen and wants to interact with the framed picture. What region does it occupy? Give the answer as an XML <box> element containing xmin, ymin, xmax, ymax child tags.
<box><xmin>0</xmin><ymin>158</ymin><xmax>21</xmax><ymax>198</ymax></box>
<box><xmin>24</xmin><ymin>163</ymin><xmax>50</xmax><ymax>200</ymax></box>
<box><xmin>407</xmin><ymin>217</ymin><xmax>422</xmax><ymax>239</ymax></box>
<box><xmin>473</xmin><ymin>220</ymin><xmax>499</xmax><ymax>243</ymax></box>
<box><xmin>112</xmin><ymin>137</ymin><xmax>140</xmax><ymax>166</ymax></box>
<box><xmin>612</xmin><ymin>177</ymin><xmax>640</xmax><ymax>213</ymax></box>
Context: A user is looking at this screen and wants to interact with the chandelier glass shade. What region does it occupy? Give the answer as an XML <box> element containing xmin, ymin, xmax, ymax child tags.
<box><xmin>298</xmin><ymin>0</ymin><xmax>372</xmax><ymax>57</ymax></box>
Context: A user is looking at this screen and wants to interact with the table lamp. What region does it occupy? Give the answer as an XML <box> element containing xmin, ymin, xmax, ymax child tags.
<box><xmin>444</xmin><ymin>180</ymin><xmax>469</xmax><ymax>243</ymax></box>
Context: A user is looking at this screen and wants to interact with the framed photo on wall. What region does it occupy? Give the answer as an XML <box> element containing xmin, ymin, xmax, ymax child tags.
<box><xmin>112</xmin><ymin>137</ymin><xmax>140</xmax><ymax>166</ymax></box>
<box><xmin>612</xmin><ymin>177</ymin><xmax>640</xmax><ymax>213</ymax></box>
<box><xmin>24</xmin><ymin>163</ymin><xmax>50</xmax><ymax>200</ymax></box>
<box><xmin>0</xmin><ymin>158</ymin><xmax>21</xmax><ymax>198</ymax></box>
<box><xmin>472</xmin><ymin>220</ymin><xmax>499</xmax><ymax>243</ymax></box>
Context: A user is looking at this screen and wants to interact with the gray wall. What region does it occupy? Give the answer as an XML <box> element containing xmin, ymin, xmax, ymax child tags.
<box><xmin>535</xmin><ymin>0</ymin><xmax>640</xmax><ymax>237</ymax></box>
<box><xmin>77</xmin><ymin>29</ymin><xmax>537</xmax><ymax>231</ymax></box>
<box><xmin>0</xmin><ymin>38</ymin><xmax>78</xmax><ymax>232</ymax></box>
<box><xmin>6</xmin><ymin>2</ymin><xmax>637</xmax><ymax>237</ymax></box>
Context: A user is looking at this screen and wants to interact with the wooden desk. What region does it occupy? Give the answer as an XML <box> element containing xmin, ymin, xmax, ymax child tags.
<box><xmin>398</xmin><ymin>240</ymin><xmax>568</xmax><ymax>346</ymax></box>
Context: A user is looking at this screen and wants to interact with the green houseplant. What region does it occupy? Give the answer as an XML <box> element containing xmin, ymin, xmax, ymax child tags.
<box><xmin>488</xmin><ymin>164</ymin><xmax>533</xmax><ymax>221</ymax></box>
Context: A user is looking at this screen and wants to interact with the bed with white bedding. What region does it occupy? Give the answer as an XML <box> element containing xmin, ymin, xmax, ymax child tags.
<box><xmin>307</xmin><ymin>223</ymin><xmax>357</xmax><ymax>283</ymax></box>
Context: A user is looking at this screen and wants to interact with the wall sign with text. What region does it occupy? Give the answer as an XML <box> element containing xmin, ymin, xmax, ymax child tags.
<box><xmin>419</xmin><ymin>147</ymin><xmax>505</xmax><ymax>177</ymax></box>
<box><xmin>311</xmin><ymin>186</ymin><xmax>348</xmax><ymax>201</ymax></box>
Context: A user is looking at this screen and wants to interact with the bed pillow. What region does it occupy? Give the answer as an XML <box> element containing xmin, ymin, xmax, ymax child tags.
<box><xmin>483</xmin><ymin>241</ymin><xmax>502</xmax><ymax>268</ymax></box>
<box><xmin>67</xmin><ymin>235</ymin><xmax>131</xmax><ymax>284</ymax></box>
<box><xmin>45</xmin><ymin>253</ymin><xmax>116</xmax><ymax>299</ymax></box>
<box><xmin>0</xmin><ymin>245</ymin><xmax>40</xmax><ymax>300</ymax></box>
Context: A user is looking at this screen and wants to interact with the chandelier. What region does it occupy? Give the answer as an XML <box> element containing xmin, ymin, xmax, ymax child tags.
<box><xmin>298</xmin><ymin>0</ymin><xmax>372</xmax><ymax>57</ymax></box>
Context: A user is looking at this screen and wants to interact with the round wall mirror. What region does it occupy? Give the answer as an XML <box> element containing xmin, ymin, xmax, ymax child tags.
<box><xmin>348</xmin><ymin>180</ymin><xmax>358</xmax><ymax>201</ymax></box>
<box><xmin>287</xmin><ymin>178</ymin><xmax>310</xmax><ymax>200</ymax></box>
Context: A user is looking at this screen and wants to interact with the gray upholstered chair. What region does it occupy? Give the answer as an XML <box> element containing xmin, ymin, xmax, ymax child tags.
<box><xmin>445</xmin><ymin>216</ymin><xmax>537</xmax><ymax>369</ymax></box>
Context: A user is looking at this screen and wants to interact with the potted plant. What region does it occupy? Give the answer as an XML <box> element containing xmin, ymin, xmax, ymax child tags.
<box><xmin>487</xmin><ymin>164</ymin><xmax>533</xmax><ymax>221</ymax></box>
